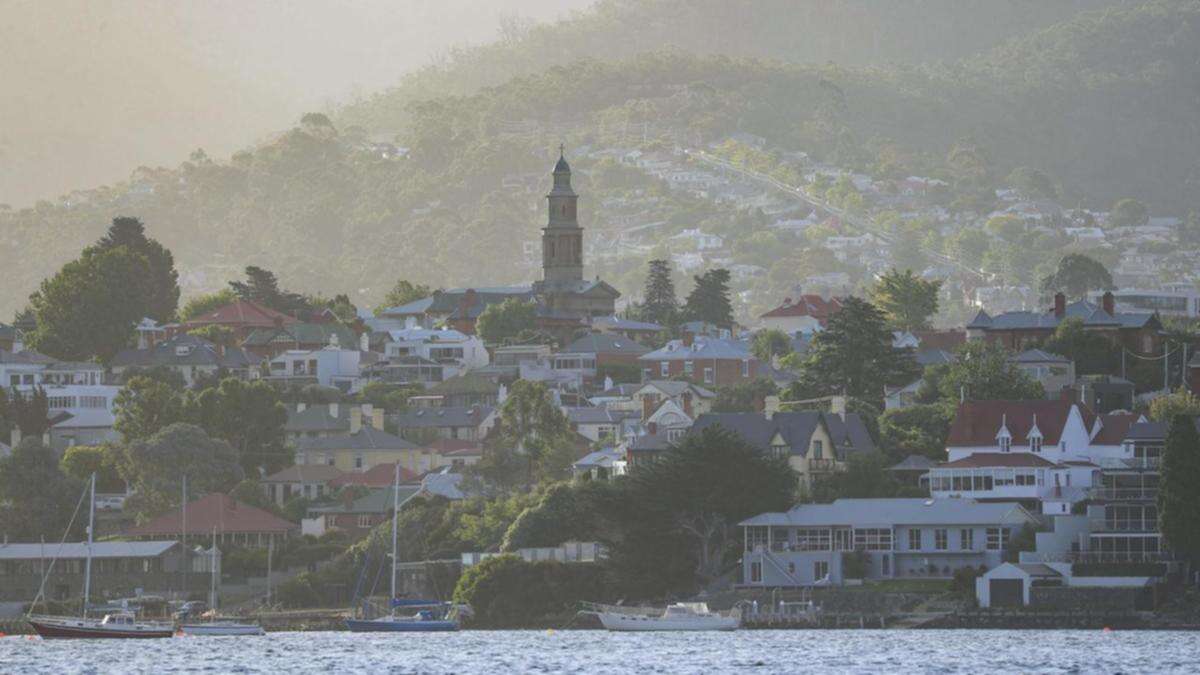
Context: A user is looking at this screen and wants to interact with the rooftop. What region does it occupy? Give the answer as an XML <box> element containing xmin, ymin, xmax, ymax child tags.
<box><xmin>740</xmin><ymin>498</ymin><xmax>1034</xmax><ymax>528</ymax></box>
<box><xmin>125</xmin><ymin>494</ymin><xmax>297</xmax><ymax>537</ymax></box>
<box><xmin>295</xmin><ymin>426</ymin><xmax>418</xmax><ymax>451</ymax></box>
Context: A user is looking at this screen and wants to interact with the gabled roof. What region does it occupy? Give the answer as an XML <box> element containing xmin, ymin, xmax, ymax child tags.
<box><xmin>242</xmin><ymin>322</ymin><xmax>357</xmax><ymax>348</ymax></box>
<box><xmin>637</xmin><ymin>380</ymin><xmax>716</xmax><ymax>399</ymax></box>
<box><xmin>183</xmin><ymin>299</ymin><xmax>298</xmax><ymax>328</ymax></box>
<box><xmin>392</xmin><ymin>406</ymin><xmax>493</xmax><ymax>429</ymax></box>
<box><xmin>286</xmin><ymin>405</ymin><xmax>349</xmax><ymax>433</ymax></box>
<box><xmin>640</xmin><ymin>338</ymin><xmax>751</xmax><ymax>362</ymax></box>
<box><xmin>328</xmin><ymin>462</ymin><xmax>421</xmax><ymax>488</ymax></box>
<box><xmin>626</xmin><ymin>431</ymin><xmax>673</xmax><ymax>452</ymax></box>
<box><xmin>295</xmin><ymin>426</ymin><xmax>418</xmax><ymax>451</ymax></box>
<box><xmin>740</xmin><ymin>498</ymin><xmax>1035</xmax><ymax>528</ymax></box>
<box><xmin>939</xmin><ymin>452</ymin><xmax>1058</xmax><ymax>469</ymax></box>
<box><xmin>262</xmin><ymin>465</ymin><xmax>345</xmax><ymax>483</ymax></box>
<box><xmin>946</xmin><ymin>400</ymin><xmax>1092</xmax><ymax>447</ymax></box>
<box><xmin>591</xmin><ymin>316</ymin><xmax>663</xmax><ymax>332</ymax></box>
<box><xmin>125</xmin><ymin>494</ymin><xmax>297</xmax><ymax>537</ymax></box>
<box><xmin>690</xmin><ymin>411</ymin><xmax>876</xmax><ymax>457</ymax></box>
<box><xmin>111</xmin><ymin>334</ymin><xmax>259</xmax><ymax>369</ymax></box>
<box><xmin>1092</xmin><ymin>413</ymin><xmax>1142</xmax><ymax>445</ymax></box>
<box><xmin>560</xmin><ymin>332</ymin><xmax>649</xmax><ymax>356</ymax></box>
<box><xmin>308</xmin><ymin>485</ymin><xmax>423</xmax><ymax>515</ymax></box>
<box><xmin>890</xmin><ymin>454</ymin><xmax>937</xmax><ymax>471</ymax></box>
<box><xmin>969</xmin><ymin>300</ymin><xmax>1157</xmax><ymax>332</ymax></box>
<box><xmin>915</xmin><ymin>348</ymin><xmax>955</xmax><ymax>366</ymax></box>
<box><xmin>428</xmin><ymin>373</ymin><xmax>498</xmax><ymax>396</ymax></box>
<box><xmin>0</xmin><ymin>349</ymin><xmax>56</xmax><ymax>365</ymax></box>
<box><xmin>760</xmin><ymin>295</ymin><xmax>842</xmax><ymax>321</ymax></box>
<box><xmin>564</xmin><ymin>406</ymin><xmax>628</xmax><ymax>425</ymax></box>
<box><xmin>1124</xmin><ymin>421</ymin><xmax>1167</xmax><ymax>441</ymax></box>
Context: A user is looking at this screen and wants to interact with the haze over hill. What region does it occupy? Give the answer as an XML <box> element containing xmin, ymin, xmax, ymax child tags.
<box><xmin>0</xmin><ymin>0</ymin><xmax>591</xmax><ymax>207</ymax></box>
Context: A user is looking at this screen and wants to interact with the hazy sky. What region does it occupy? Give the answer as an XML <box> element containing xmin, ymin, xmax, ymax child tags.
<box><xmin>0</xmin><ymin>0</ymin><xmax>592</xmax><ymax>206</ymax></box>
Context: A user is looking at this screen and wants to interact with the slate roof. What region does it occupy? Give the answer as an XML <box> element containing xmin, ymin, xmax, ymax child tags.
<box><xmin>295</xmin><ymin>426</ymin><xmax>418</xmax><ymax>451</ymax></box>
<box><xmin>392</xmin><ymin>406</ymin><xmax>493</xmax><ymax>429</ymax></box>
<box><xmin>242</xmin><ymin>322</ymin><xmax>358</xmax><ymax>348</ymax></box>
<box><xmin>308</xmin><ymin>486</ymin><xmax>423</xmax><ymax>515</ymax></box>
<box><xmin>889</xmin><ymin>454</ymin><xmax>937</xmax><ymax>472</ymax></box>
<box><xmin>640</xmin><ymin>338</ymin><xmax>751</xmax><ymax>362</ymax></box>
<box><xmin>125</xmin><ymin>494</ymin><xmax>297</xmax><ymax>537</ymax></box>
<box><xmin>561</xmin><ymin>332</ymin><xmax>649</xmax><ymax>356</ymax></box>
<box><xmin>939</xmin><ymin>453</ymin><xmax>1058</xmax><ymax>469</ymax></box>
<box><xmin>591</xmin><ymin>316</ymin><xmax>663</xmax><ymax>332</ymax></box>
<box><xmin>110</xmin><ymin>334</ymin><xmax>259</xmax><ymax>369</ymax></box>
<box><xmin>740</xmin><ymin>498</ymin><xmax>1034</xmax><ymax>528</ymax></box>
<box><xmin>915</xmin><ymin>348</ymin><xmax>955</xmax><ymax>366</ymax></box>
<box><xmin>1092</xmin><ymin>413</ymin><xmax>1142</xmax><ymax>445</ymax></box>
<box><xmin>690</xmin><ymin>411</ymin><xmax>876</xmax><ymax>457</ymax></box>
<box><xmin>0</xmin><ymin>541</ymin><xmax>178</xmax><ymax>560</ymax></box>
<box><xmin>946</xmin><ymin>400</ymin><xmax>1092</xmax><ymax>447</ymax></box>
<box><xmin>286</xmin><ymin>405</ymin><xmax>349</xmax><ymax>434</ymax></box>
<box><xmin>967</xmin><ymin>300</ymin><xmax>1156</xmax><ymax>332</ymax></box>
<box><xmin>565</xmin><ymin>407</ymin><xmax>629</xmax><ymax>425</ymax></box>
<box><xmin>1124</xmin><ymin>421</ymin><xmax>1167</xmax><ymax>441</ymax></box>
<box><xmin>0</xmin><ymin>349</ymin><xmax>56</xmax><ymax>365</ymax></box>
<box><xmin>626</xmin><ymin>431</ymin><xmax>673</xmax><ymax>453</ymax></box>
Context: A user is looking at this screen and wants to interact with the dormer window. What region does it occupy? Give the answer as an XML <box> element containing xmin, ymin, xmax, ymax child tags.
<box><xmin>1030</xmin><ymin>437</ymin><xmax>1043</xmax><ymax>453</ymax></box>
<box><xmin>999</xmin><ymin>437</ymin><xmax>1011</xmax><ymax>452</ymax></box>
<box><xmin>770</xmin><ymin>442</ymin><xmax>789</xmax><ymax>460</ymax></box>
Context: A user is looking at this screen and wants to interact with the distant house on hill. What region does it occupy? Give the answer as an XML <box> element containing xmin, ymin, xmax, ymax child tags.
<box><xmin>175</xmin><ymin>299</ymin><xmax>298</xmax><ymax>341</ymax></box>
<box><xmin>110</xmin><ymin>334</ymin><xmax>260</xmax><ymax>387</ymax></box>
<box><xmin>967</xmin><ymin>293</ymin><xmax>1162</xmax><ymax>356</ymax></box>
<box><xmin>241</xmin><ymin>322</ymin><xmax>358</xmax><ymax>359</ymax></box>
<box><xmin>759</xmin><ymin>295</ymin><xmax>843</xmax><ymax>335</ymax></box>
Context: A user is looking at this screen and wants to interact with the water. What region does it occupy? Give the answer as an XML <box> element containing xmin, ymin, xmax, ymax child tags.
<box><xmin>1</xmin><ymin>629</ymin><xmax>1197</xmax><ymax>674</ymax></box>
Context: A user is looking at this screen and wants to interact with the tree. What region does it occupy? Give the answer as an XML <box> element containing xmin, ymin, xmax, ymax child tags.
<box><xmin>788</xmin><ymin>297</ymin><xmax>920</xmax><ymax>406</ymax></box>
<box><xmin>1039</xmin><ymin>254</ymin><xmax>1114</xmax><ymax>301</ymax></box>
<box><xmin>0</xmin><ymin>437</ymin><xmax>83</xmax><ymax>540</ymax></box>
<box><xmin>870</xmin><ymin>269</ymin><xmax>942</xmax><ymax>331</ymax></box>
<box><xmin>682</xmin><ymin>268</ymin><xmax>734</xmax><ymax>328</ymax></box>
<box><xmin>87</xmin><ymin>217</ymin><xmax>179</xmax><ymax>322</ymax></box>
<box><xmin>751</xmin><ymin>329</ymin><xmax>791</xmax><ymax>362</ymax></box>
<box><xmin>113</xmin><ymin>376</ymin><xmax>186</xmax><ymax>443</ymax></box>
<box><xmin>1109</xmin><ymin>198</ymin><xmax>1149</xmax><ymax>228</ymax></box>
<box><xmin>1042</xmin><ymin>317</ymin><xmax>1117</xmax><ymax>375</ymax></box>
<box><xmin>879</xmin><ymin>404</ymin><xmax>956</xmax><ymax>461</ymax></box>
<box><xmin>1159</xmin><ymin>415</ymin><xmax>1200</xmax><ymax>564</ymax></box>
<box><xmin>712</xmin><ymin>378</ymin><xmax>778</xmax><ymax>413</ymax></box>
<box><xmin>501</xmin><ymin>481</ymin><xmax>611</xmax><ymax>551</ymax></box>
<box><xmin>377</xmin><ymin>279</ymin><xmax>432</xmax><ymax>315</ymax></box>
<box><xmin>229</xmin><ymin>266</ymin><xmax>309</xmax><ymax>314</ymax></box>
<box><xmin>809</xmin><ymin>453</ymin><xmax>916</xmax><ymax>502</ymax></box>
<box><xmin>120</xmin><ymin>423</ymin><xmax>244</xmax><ymax>520</ymax></box>
<box><xmin>59</xmin><ymin>443</ymin><xmax>125</xmax><ymax>493</ymax></box>
<box><xmin>187</xmin><ymin>379</ymin><xmax>290</xmax><ymax>476</ymax></box>
<box><xmin>1149</xmin><ymin>388</ymin><xmax>1200</xmax><ymax>422</ymax></box>
<box><xmin>639</xmin><ymin>259</ymin><xmax>678</xmax><ymax>327</ymax></box>
<box><xmin>10</xmin><ymin>387</ymin><xmax>52</xmax><ymax>437</ymax></box>
<box><xmin>27</xmin><ymin>246</ymin><xmax>154</xmax><ymax>361</ymax></box>
<box><xmin>476</xmin><ymin>299</ymin><xmax>537</xmax><ymax>346</ymax></box>
<box><xmin>927</xmin><ymin>341</ymin><xmax>1044</xmax><ymax>402</ymax></box>
<box><xmin>487</xmin><ymin>380</ymin><xmax>576</xmax><ymax>484</ymax></box>
<box><xmin>179</xmin><ymin>289</ymin><xmax>236</xmax><ymax>321</ymax></box>
<box><xmin>1006</xmin><ymin>166</ymin><xmax>1057</xmax><ymax>200</ymax></box>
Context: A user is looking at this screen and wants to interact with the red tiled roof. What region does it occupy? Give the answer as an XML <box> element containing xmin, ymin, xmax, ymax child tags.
<box><xmin>328</xmin><ymin>462</ymin><xmax>421</xmax><ymax>489</ymax></box>
<box><xmin>184</xmin><ymin>299</ymin><xmax>297</xmax><ymax>329</ymax></box>
<box><xmin>125</xmin><ymin>493</ymin><xmax>297</xmax><ymax>537</ymax></box>
<box><xmin>912</xmin><ymin>329</ymin><xmax>966</xmax><ymax>351</ymax></box>
<box><xmin>1092</xmin><ymin>413</ymin><xmax>1141</xmax><ymax>445</ymax></box>
<box><xmin>946</xmin><ymin>400</ymin><xmax>1095</xmax><ymax>448</ymax></box>
<box><xmin>760</xmin><ymin>295</ymin><xmax>843</xmax><ymax>322</ymax></box>
<box><xmin>941</xmin><ymin>452</ymin><xmax>1058</xmax><ymax>468</ymax></box>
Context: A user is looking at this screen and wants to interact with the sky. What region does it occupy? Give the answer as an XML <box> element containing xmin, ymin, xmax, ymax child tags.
<box><xmin>0</xmin><ymin>0</ymin><xmax>593</xmax><ymax>207</ymax></box>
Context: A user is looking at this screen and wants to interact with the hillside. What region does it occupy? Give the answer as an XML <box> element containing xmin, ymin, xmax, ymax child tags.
<box><xmin>3</xmin><ymin>0</ymin><xmax>1198</xmax><ymax>323</ymax></box>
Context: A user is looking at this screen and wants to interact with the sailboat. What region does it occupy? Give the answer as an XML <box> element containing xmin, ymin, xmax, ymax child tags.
<box><xmin>26</xmin><ymin>474</ymin><xmax>175</xmax><ymax>639</ymax></box>
<box><xmin>178</xmin><ymin>527</ymin><xmax>264</xmax><ymax>636</ymax></box>
<box><xmin>345</xmin><ymin>464</ymin><xmax>459</xmax><ymax>632</ymax></box>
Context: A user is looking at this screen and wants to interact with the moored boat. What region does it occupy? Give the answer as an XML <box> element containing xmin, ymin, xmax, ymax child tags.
<box><xmin>28</xmin><ymin>612</ymin><xmax>174</xmax><ymax>639</ymax></box>
<box><xmin>581</xmin><ymin>602</ymin><xmax>740</xmax><ymax>632</ymax></box>
<box><xmin>178</xmin><ymin>620</ymin><xmax>265</xmax><ymax>636</ymax></box>
<box><xmin>344</xmin><ymin>602</ymin><xmax>460</xmax><ymax>633</ymax></box>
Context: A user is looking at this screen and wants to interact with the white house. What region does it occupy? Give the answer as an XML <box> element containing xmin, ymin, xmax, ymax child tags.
<box><xmin>1</xmin><ymin>351</ymin><xmax>120</xmax><ymax>450</ymax></box>
<box><xmin>265</xmin><ymin>347</ymin><xmax>361</xmax><ymax>392</ymax></box>
<box><xmin>381</xmin><ymin>327</ymin><xmax>489</xmax><ymax>372</ymax></box>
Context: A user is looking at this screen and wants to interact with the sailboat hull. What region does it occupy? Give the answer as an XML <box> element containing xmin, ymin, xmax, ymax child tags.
<box><xmin>345</xmin><ymin>618</ymin><xmax>458</xmax><ymax>632</ymax></box>
<box><xmin>27</xmin><ymin>618</ymin><xmax>173</xmax><ymax>639</ymax></box>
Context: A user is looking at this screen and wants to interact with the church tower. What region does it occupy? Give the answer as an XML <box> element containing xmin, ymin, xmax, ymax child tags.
<box><xmin>542</xmin><ymin>146</ymin><xmax>583</xmax><ymax>286</ymax></box>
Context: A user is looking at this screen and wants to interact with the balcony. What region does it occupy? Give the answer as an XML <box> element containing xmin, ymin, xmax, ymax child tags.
<box><xmin>1090</xmin><ymin>518</ymin><xmax>1158</xmax><ymax>533</ymax></box>
<box><xmin>1087</xmin><ymin>487</ymin><xmax>1158</xmax><ymax>501</ymax></box>
<box><xmin>808</xmin><ymin>458</ymin><xmax>836</xmax><ymax>472</ymax></box>
<box><xmin>1022</xmin><ymin>550</ymin><xmax>1171</xmax><ymax>564</ymax></box>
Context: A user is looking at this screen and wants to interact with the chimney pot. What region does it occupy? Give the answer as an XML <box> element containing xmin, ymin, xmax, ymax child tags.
<box><xmin>682</xmin><ymin>333</ymin><xmax>694</xmax><ymax>348</ymax></box>
<box><xmin>1102</xmin><ymin>291</ymin><xmax>1115</xmax><ymax>315</ymax></box>
<box><xmin>1054</xmin><ymin>292</ymin><xmax>1066</xmax><ymax>318</ymax></box>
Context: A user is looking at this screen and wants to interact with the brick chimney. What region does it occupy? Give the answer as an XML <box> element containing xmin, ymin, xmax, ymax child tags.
<box><xmin>681</xmin><ymin>392</ymin><xmax>693</xmax><ymax>418</ymax></box>
<box><xmin>459</xmin><ymin>289</ymin><xmax>478</xmax><ymax>321</ymax></box>
<box><xmin>642</xmin><ymin>395</ymin><xmax>657</xmax><ymax>421</ymax></box>
<box><xmin>1102</xmin><ymin>291</ymin><xmax>1115</xmax><ymax>315</ymax></box>
<box><xmin>1054</xmin><ymin>292</ymin><xmax>1066</xmax><ymax>318</ymax></box>
<box><xmin>350</xmin><ymin>407</ymin><xmax>363</xmax><ymax>434</ymax></box>
<box><xmin>682</xmin><ymin>332</ymin><xmax>694</xmax><ymax>348</ymax></box>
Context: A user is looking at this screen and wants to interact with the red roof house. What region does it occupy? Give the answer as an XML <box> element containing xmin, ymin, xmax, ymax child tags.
<box><xmin>176</xmin><ymin>299</ymin><xmax>298</xmax><ymax>340</ymax></box>
<box><xmin>124</xmin><ymin>493</ymin><xmax>298</xmax><ymax>547</ymax></box>
<box><xmin>328</xmin><ymin>462</ymin><xmax>422</xmax><ymax>489</ymax></box>
<box><xmin>759</xmin><ymin>295</ymin><xmax>843</xmax><ymax>333</ymax></box>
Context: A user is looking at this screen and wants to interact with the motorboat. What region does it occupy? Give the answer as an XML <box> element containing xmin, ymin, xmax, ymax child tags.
<box><xmin>28</xmin><ymin>612</ymin><xmax>174</xmax><ymax>639</ymax></box>
<box><xmin>178</xmin><ymin>620</ymin><xmax>265</xmax><ymax>636</ymax></box>
<box><xmin>582</xmin><ymin>602</ymin><xmax>740</xmax><ymax>631</ymax></box>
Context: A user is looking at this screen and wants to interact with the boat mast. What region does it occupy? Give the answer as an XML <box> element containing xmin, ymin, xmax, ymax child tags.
<box><xmin>182</xmin><ymin>475</ymin><xmax>188</xmax><ymax>601</ymax></box>
<box><xmin>210</xmin><ymin>526</ymin><xmax>217</xmax><ymax>612</ymax></box>
<box><xmin>266</xmin><ymin>535</ymin><xmax>273</xmax><ymax>606</ymax></box>
<box><xmin>82</xmin><ymin>472</ymin><xmax>95</xmax><ymax>617</ymax></box>
<box><xmin>390</xmin><ymin>462</ymin><xmax>400</xmax><ymax>607</ymax></box>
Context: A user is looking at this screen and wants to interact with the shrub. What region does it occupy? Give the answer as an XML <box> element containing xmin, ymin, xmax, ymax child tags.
<box><xmin>452</xmin><ymin>555</ymin><xmax>612</xmax><ymax>628</ymax></box>
<box><xmin>951</xmin><ymin>566</ymin><xmax>980</xmax><ymax>597</ymax></box>
<box><xmin>842</xmin><ymin>550</ymin><xmax>868</xmax><ymax>579</ymax></box>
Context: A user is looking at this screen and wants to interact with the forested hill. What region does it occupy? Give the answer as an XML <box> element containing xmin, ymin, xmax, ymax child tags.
<box><xmin>3</xmin><ymin>0</ymin><xmax>1197</xmax><ymax>321</ymax></box>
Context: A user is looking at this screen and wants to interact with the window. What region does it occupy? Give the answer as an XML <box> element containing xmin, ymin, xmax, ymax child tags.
<box><xmin>1030</xmin><ymin>436</ymin><xmax>1043</xmax><ymax>453</ymax></box>
<box><xmin>8</xmin><ymin>375</ymin><xmax>17</xmax><ymax>386</ymax></box>
<box><xmin>811</xmin><ymin>440</ymin><xmax>824</xmax><ymax>459</ymax></box>
<box><xmin>908</xmin><ymin>529</ymin><xmax>921</xmax><ymax>551</ymax></box>
<box><xmin>934</xmin><ymin>529</ymin><xmax>948</xmax><ymax>550</ymax></box>
<box><xmin>703</xmin><ymin>367</ymin><xmax>714</xmax><ymax>384</ymax></box>
<box><xmin>741</xmin><ymin>360</ymin><xmax>750</xmax><ymax>377</ymax></box>
<box><xmin>770</xmin><ymin>443</ymin><xmax>789</xmax><ymax>460</ymax></box>
<box><xmin>354</xmin><ymin>455</ymin><xmax>364</xmax><ymax>469</ymax></box>
<box><xmin>750</xmin><ymin>561</ymin><xmax>762</xmax><ymax>583</ymax></box>
<box><xmin>999</xmin><ymin>436</ymin><xmax>1011</xmax><ymax>452</ymax></box>
<box><xmin>795</xmin><ymin>528</ymin><xmax>832</xmax><ymax>551</ymax></box>
<box><xmin>986</xmin><ymin>527</ymin><xmax>1009</xmax><ymax>551</ymax></box>
<box><xmin>684</xmin><ymin>361</ymin><xmax>694</xmax><ymax>376</ymax></box>
<box><xmin>960</xmin><ymin>529</ymin><xmax>974</xmax><ymax>551</ymax></box>
<box><xmin>853</xmin><ymin>528</ymin><xmax>892</xmax><ymax>551</ymax></box>
<box><xmin>357</xmin><ymin>515</ymin><xmax>373</xmax><ymax>528</ymax></box>
<box><xmin>814</xmin><ymin>561</ymin><xmax>829</xmax><ymax>581</ymax></box>
<box><xmin>80</xmin><ymin>396</ymin><xmax>107</xmax><ymax>409</ymax></box>
<box><xmin>746</xmin><ymin>526</ymin><xmax>769</xmax><ymax>551</ymax></box>
<box><xmin>660</xmin><ymin>361</ymin><xmax>670</xmax><ymax>377</ymax></box>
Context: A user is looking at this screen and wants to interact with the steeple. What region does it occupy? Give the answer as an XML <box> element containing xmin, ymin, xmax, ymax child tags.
<box><xmin>542</xmin><ymin>146</ymin><xmax>582</xmax><ymax>284</ymax></box>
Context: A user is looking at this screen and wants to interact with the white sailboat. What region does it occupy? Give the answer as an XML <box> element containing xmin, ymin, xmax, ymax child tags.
<box><xmin>581</xmin><ymin>602</ymin><xmax>740</xmax><ymax>631</ymax></box>
<box><xmin>178</xmin><ymin>527</ymin><xmax>264</xmax><ymax>636</ymax></box>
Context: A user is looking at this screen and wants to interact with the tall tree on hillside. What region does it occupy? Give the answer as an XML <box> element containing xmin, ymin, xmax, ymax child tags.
<box><xmin>377</xmin><ymin>279</ymin><xmax>433</xmax><ymax>316</ymax></box>
<box><xmin>229</xmin><ymin>266</ymin><xmax>310</xmax><ymax>315</ymax></box>
<box><xmin>88</xmin><ymin>217</ymin><xmax>180</xmax><ymax>322</ymax></box>
<box><xmin>10</xmin><ymin>387</ymin><xmax>52</xmax><ymax>437</ymax></box>
<box><xmin>1042</xmin><ymin>317</ymin><xmax>1118</xmax><ymax>375</ymax></box>
<box><xmin>682</xmin><ymin>268</ymin><xmax>733</xmax><ymax>328</ymax></box>
<box><xmin>120</xmin><ymin>423</ymin><xmax>244</xmax><ymax>521</ymax></box>
<box><xmin>113</xmin><ymin>376</ymin><xmax>186</xmax><ymax>443</ymax></box>
<box><xmin>490</xmin><ymin>380</ymin><xmax>575</xmax><ymax>484</ymax></box>
<box><xmin>1039</xmin><ymin>254</ymin><xmax>1114</xmax><ymax>301</ymax></box>
<box><xmin>0</xmin><ymin>438</ymin><xmax>83</xmax><ymax>540</ymax></box>
<box><xmin>870</xmin><ymin>268</ymin><xmax>942</xmax><ymax>331</ymax></box>
<box><xmin>476</xmin><ymin>299</ymin><xmax>538</xmax><ymax>346</ymax></box>
<box><xmin>788</xmin><ymin>297</ymin><xmax>919</xmax><ymax>406</ymax></box>
<box><xmin>922</xmin><ymin>341</ymin><xmax>1044</xmax><ymax>402</ymax></box>
<box><xmin>27</xmin><ymin>247</ymin><xmax>154</xmax><ymax>361</ymax></box>
<box><xmin>1006</xmin><ymin>166</ymin><xmax>1058</xmax><ymax>200</ymax></box>
<box><xmin>1109</xmin><ymin>198</ymin><xmax>1149</xmax><ymax>228</ymax></box>
<box><xmin>1159</xmin><ymin>415</ymin><xmax>1200</xmax><ymax>565</ymax></box>
<box><xmin>639</xmin><ymin>259</ymin><xmax>679</xmax><ymax>327</ymax></box>
<box><xmin>187</xmin><ymin>379</ymin><xmax>290</xmax><ymax>476</ymax></box>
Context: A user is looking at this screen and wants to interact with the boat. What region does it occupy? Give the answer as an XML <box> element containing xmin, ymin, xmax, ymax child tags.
<box><xmin>178</xmin><ymin>527</ymin><xmax>265</xmax><ymax>637</ymax></box>
<box><xmin>26</xmin><ymin>474</ymin><xmax>174</xmax><ymax>639</ymax></box>
<box><xmin>345</xmin><ymin>464</ymin><xmax>460</xmax><ymax>633</ymax></box>
<box><xmin>581</xmin><ymin>602</ymin><xmax>740</xmax><ymax>632</ymax></box>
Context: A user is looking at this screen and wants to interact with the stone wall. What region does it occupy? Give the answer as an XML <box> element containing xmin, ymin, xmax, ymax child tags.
<box><xmin>1030</xmin><ymin>586</ymin><xmax>1150</xmax><ymax>612</ymax></box>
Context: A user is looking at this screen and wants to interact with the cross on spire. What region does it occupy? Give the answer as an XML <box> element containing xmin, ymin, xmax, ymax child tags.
<box><xmin>559</xmin><ymin>143</ymin><xmax>565</xmax><ymax>159</ymax></box>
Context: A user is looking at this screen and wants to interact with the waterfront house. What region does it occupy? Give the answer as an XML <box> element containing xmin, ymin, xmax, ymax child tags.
<box><xmin>1</xmin><ymin>350</ymin><xmax>121</xmax><ymax>450</ymax></box>
<box><xmin>739</xmin><ymin>498</ymin><xmax>1036</xmax><ymax>586</ymax></box>
<box><xmin>124</xmin><ymin>494</ymin><xmax>298</xmax><ymax>548</ymax></box>
<box><xmin>0</xmin><ymin>541</ymin><xmax>185</xmax><ymax>602</ymax></box>
<box><xmin>975</xmin><ymin>562</ymin><xmax>1158</xmax><ymax>609</ymax></box>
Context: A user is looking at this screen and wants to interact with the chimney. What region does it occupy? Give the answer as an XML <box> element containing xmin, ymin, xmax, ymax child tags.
<box><xmin>682</xmin><ymin>332</ymin><xmax>694</xmax><ymax>348</ymax></box>
<box><xmin>763</xmin><ymin>395</ymin><xmax>780</xmax><ymax>419</ymax></box>
<box><xmin>329</xmin><ymin>402</ymin><xmax>339</xmax><ymax>419</ymax></box>
<box><xmin>459</xmin><ymin>289</ymin><xmax>478</xmax><ymax>322</ymax></box>
<box><xmin>642</xmin><ymin>395</ymin><xmax>656</xmax><ymax>421</ymax></box>
<box><xmin>1054</xmin><ymin>292</ymin><xmax>1066</xmax><ymax>318</ymax></box>
<box><xmin>360</xmin><ymin>332</ymin><xmax>370</xmax><ymax>352</ymax></box>
<box><xmin>350</xmin><ymin>407</ymin><xmax>363</xmax><ymax>434</ymax></box>
<box><xmin>10</xmin><ymin>427</ymin><xmax>20</xmax><ymax>448</ymax></box>
<box><xmin>829</xmin><ymin>395</ymin><xmax>847</xmax><ymax>420</ymax></box>
<box><xmin>296</xmin><ymin>402</ymin><xmax>307</xmax><ymax>413</ymax></box>
<box><xmin>1102</xmin><ymin>291</ymin><xmax>1115</xmax><ymax>315</ymax></box>
<box><xmin>681</xmin><ymin>392</ymin><xmax>693</xmax><ymax>418</ymax></box>
<box><xmin>362</xmin><ymin>403</ymin><xmax>374</xmax><ymax>423</ymax></box>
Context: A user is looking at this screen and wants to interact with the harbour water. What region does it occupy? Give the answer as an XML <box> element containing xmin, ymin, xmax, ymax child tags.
<box><xmin>1</xmin><ymin>629</ymin><xmax>1198</xmax><ymax>674</ymax></box>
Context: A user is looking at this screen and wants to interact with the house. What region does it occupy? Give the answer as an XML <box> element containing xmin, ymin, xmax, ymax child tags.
<box><xmin>739</xmin><ymin>498</ymin><xmax>1037</xmax><ymax>587</ymax></box>
<box><xmin>632</xmin><ymin>380</ymin><xmax>715</xmax><ymax>420</ymax></box>
<box><xmin>967</xmin><ymin>292</ymin><xmax>1162</xmax><ymax>356</ymax></box>
<box><xmin>124</xmin><ymin>493</ymin><xmax>298</xmax><ymax>548</ymax></box>
<box><xmin>303</xmin><ymin>485</ymin><xmax>422</xmax><ymax>538</ymax></box>
<box><xmin>241</xmin><ymin>322</ymin><xmax>359</xmax><ymax>358</ymax></box>
<box><xmin>423</xmin><ymin>438</ymin><xmax>484</xmax><ymax>470</ymax></box>
<box><xmin>1087</xmin><ymin>287</ymin><xmax>1200</xmax><ymax>319</ymax></box>
<box><xmin>260</xmin><ymin>464</ymin><xmax>345</xmax><ymax>505</ymax></box>
<box><xmin>590</xmin><ymin>316</ymin><xmax>663</xmax><ymax>342</ymax></box>
<box><xmin>294</xmin><ymin>424</ymin><xmax>423</xmax><ymax>475</ymax></box>
<box><xmin>285</xmin><ymin>402</ymin><xmax>353</xmax><ymax>443</ymax></box>
<box><xmin>110</xmin><ymin>334</ymin><xmax>259</xmax><ymax>387</ymax></box>
<box><xmin>572</xmin><ymin>446</ymin><xmax>626</xmax><ymax>480</ymax></box>
<box><xmin>175</xmin><ymin>299</ymin><xmax>298</xmax><ymax>341</ymax></box>
<box><xmin>1008</xmin><ymin>349</ymin><xmax>1074</xmax><ymax>398</ymax></box>
<box><xmin>392</xmin><ymin>406</ymin><xmax>497</xmax><ymax>444</ymax></box>
<box><xmin>639</xmin><ymin>336</ymin><xmax>759</xmax><ymax>387</ymax></box>
<box><xmin>759</xmin><ymin>295</ymin><xmax>843</xmax><ymax>334</ymax></box>
<box><xmin>259</xmin><ymin>346</ymin><xmax>361</xmax><ymax>391</ymax></box>
<box><xmin>378</xmin><ymin>327</ymin><xmax>489</xmax><ymax>374</ymax></box>
<box><xmin>690</xmin><ymin>406</ymin><xmax>876</xmax><ymax>487</ymax></box>
<box><xmin>564</xmin><ymin>407</ymin><xmax>632</xmax><ymax>443</ymax></box>
<box><xmin>425</xmin><ymin>373</ymin><xmax>502</xmax><ymax>408</ymax></box>
<box><xmin>553</xmin><ymin>332</ymin><xmax>650</xmax><ymax>381</ymax></box>
<box><xmin>378</xmin><ymin>286</ymin><xmax>535</xmax><ymax>332</ymax></box>
<box><xmin>327</xmin><ymin>462</ymin><xmax>422</xmax><ymax>490</ymax></box>
<box><xmin>0</xmin><ymin>541</ymin><xmax>185</xmax><ymax>602</ymax></box>
<box><xmin>1</xmin><ymin>351</ymin><xmax>121</xmax><ymax>450</ymax></box>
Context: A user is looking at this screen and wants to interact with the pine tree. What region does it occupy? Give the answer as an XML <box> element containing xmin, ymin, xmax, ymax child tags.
<box><xmin>88</xmin><ymin>217</ymin><xmax>180</xmax><ymax>322</ymax></box>
<box><xmin>640</xmin><ymin>259</ymin><xmax>678</xmax><ymax>327</ymax></box>
<box><xmin>682</xmin><ymin>268</ymin><xmax>733</xmax><ymax>328</ymax></box>
<box><xmin>1159</xmin><ymin>415</ymin><xmax>1200</xmax><ymax>565</ymax></box>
